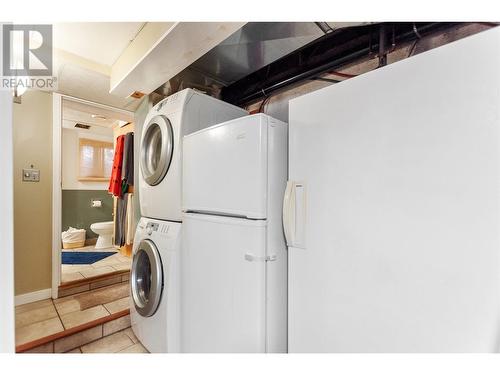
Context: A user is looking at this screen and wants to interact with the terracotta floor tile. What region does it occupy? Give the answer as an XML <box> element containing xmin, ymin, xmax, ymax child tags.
<box><xmin>60</xmin><ymin>305</ymin><xmax>110</xmax><ymax>329</ymax></box>
<box><xmin>118</xmin><ymin>342</ymin><xmax>148</xmax><ymax>353</ymax></box>
<box><xmin>16</xmin><ymin>303</ymin><xmax>58</xmax><ymax>328</ymax></box>
<box><xmin>15</xmin><ymin>299</ymin><xmax>53</xmax><ymax>314</ymax></box>
<box><xmin>90</xmin><ymin>275</ymin><xmax>123</xmax><ymax>290</ymax></box>
<box><xmin>54</xmin><ymin>288</ymin><xmax>90</xmax><ymax>305</ymax></box>
<box><xmin>80</xmin><ymin>331</ymin><xmax>133</xmax><ymax>353</ymax></box>
<box><xmin>16</xmin><ymin>317</ymin><xmax>64</xmax><ymax>346</ymax></box>
<box><xmin>80</xmin><ymin>266</ymin><xmax>116</xmax><ymax>278</ymax></box>
<box><xmin>122</xmin><ymin>328</ymin><xmax>139</xmax><ymax>344</ymax></box>
<box><xmin>103</xmin><ymin>297</ymin><xmax>130</xmax><ymax>314</ymax></box>
<box><xmin>92</xmin><ymin>256</ymin><xmax>123</xmax><ymax>267</ymax></box>
<box><xmin>61</xmin><ymin>264</ymin><xmax>87</xmax><ymax>272</ymax></box>
<box><xmin>65</xmin><ymin>348</ymin><xmax>82</xmax><ymax>353</ymax></box>
<box><xmin>54</xmin><ymin>298</ymin><xmax>81</xmax><ymax>316</ymax></box>
<box><xmin>111</xmin><ymin>263</ymin><xmax>131</xmax><ymax>271</ymax></box>
<box><xmin>57</xmin><ymin>284</ymin><xmax>90</xmax><ymax>298</ymax></box>
<box><xmin>61</xmin><ymin>272</ymin><xmax>85</xmax><ymax>283</ymax></box>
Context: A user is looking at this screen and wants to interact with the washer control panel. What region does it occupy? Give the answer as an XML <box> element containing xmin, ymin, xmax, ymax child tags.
<box><xmin>146</xmin><ymin>222</ymin><xmax>158</xmax><ymax>235</ymax></box>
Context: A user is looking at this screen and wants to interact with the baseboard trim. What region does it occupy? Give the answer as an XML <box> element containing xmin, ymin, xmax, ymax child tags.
<box><xmin>15</xmin><ymin>288</ymin><xmax>52</xmax><ymax>306</ymax></box>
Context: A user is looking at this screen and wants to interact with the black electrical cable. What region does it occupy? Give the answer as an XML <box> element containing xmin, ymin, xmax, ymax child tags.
<box><xmin>408</xmin><ymin>23</ymin><xmax>422</xmax><ymax>57</ymax></box>
<box><xmin>310</xmin><ymin>77</ymin><xmax>341</xmax><ymax>83</ymax></box>
<box><xmin>407</xmin><ymin>39</ymin><xmax>419</xmax><ymax>57</ymax></box>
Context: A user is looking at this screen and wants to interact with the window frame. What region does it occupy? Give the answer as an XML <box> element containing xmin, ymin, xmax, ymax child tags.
<box><xmin>77</xmin><ymin>137</ymin><xmax>114</xmax><ymax>182</ymax></box>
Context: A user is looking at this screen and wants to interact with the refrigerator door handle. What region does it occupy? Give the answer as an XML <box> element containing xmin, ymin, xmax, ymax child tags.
<box><xmin>283</xmin><ymin>180</ymin><xmax>306</xmax><ymax>249</ymax></box>
<box><xmin>283</xmin><ymin>181</ymin><xmax>296</xmax><ymax>246</ymax></box>
<box><xmin>244</xmin><ymin>253</ymin><xmax>277</xmax><ymax>262</ymax></box>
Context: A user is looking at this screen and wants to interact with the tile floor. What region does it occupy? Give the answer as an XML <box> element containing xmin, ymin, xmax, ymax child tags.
<box><xmin>16</xmin><ymin>282</ymin><xmax>130</xmax><ymax>347</ymax></box>
<box><xmin>61</xmin><ymin>245</ymin><xmax>131</xmax><ymax>284</ymax></box>
<box><xmin>76</xmin><ymin>328</ymin><xmax>148</xmax><ymax>353</ymax></box>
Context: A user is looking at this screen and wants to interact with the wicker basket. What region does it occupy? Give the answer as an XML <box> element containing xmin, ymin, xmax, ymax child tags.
<box><xmin>62</xmin><ymin>240</ymin><xmax>86</xmax><ymax>249</ymax></box>
<box><xmin>62</xmin><ymin>227</ymin><xmax>86</xmax><ymax>249</ymax></box>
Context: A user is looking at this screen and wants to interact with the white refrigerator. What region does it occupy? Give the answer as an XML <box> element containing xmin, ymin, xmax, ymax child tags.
<box><xmin>286</xmin><ymin>28</ymin><xmax>500</xmax><ymax>352</ymax></box>
<box><xmin>181</xmin><ymin>114</ymin><xmax>288</xmax><ymax>352</ymax></box>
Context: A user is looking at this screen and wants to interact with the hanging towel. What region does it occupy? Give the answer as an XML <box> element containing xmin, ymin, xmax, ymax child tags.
<box><xmin>109</xmin><ymin>135</ymin><xmax>125</xmax><ymax>197</ymax></box>
<box><xmin>126</xmin><ymin>193</ymin><xmax>135</xmax><ymax>245</ymax></box>
<box><xmin>114</xmin><ymin>194</ymin><xmax>128</xmax><ymax>247</ymax></box>
<box><xmin>121</xmin><ymin>132</ymin><xmax>134</xmax><ymax>196</ymax></box>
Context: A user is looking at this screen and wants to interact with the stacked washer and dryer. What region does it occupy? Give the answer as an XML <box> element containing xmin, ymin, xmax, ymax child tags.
<box><xmin>131</xmin><ymin>89</ymin><xmax>247</xmax><ymax>353</ymax></box>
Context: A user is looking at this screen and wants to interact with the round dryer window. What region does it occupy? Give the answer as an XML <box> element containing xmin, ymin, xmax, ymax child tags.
<box><xmin>141</xmin><ymin>115</ymin><xmax>174</xmax><ymax>186</ymax></box>
<box><xmin>131</xmin><ymin>240</ymin><xmax>163</xmax><ymax>317</ymax></box>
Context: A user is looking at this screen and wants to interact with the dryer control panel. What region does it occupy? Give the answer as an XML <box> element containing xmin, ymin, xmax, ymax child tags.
<box><xmin>146</xmin><ymin>221</ymin><xmax>171</xmax><ymax>235</ymax></box>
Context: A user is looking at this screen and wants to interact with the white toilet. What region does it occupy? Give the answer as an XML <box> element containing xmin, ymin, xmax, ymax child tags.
<box><xmin>90</xmin><ymin>221</ymin><xmax>114</xmax><ymax>249</ymax></box>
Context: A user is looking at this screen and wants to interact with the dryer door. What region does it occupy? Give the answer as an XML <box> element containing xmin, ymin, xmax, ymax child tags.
<box><xmin>131</xmin><ymin>239</ymin><xmax>163</xmax><ymax>317</ymax></box>
<box><xmin>140</xmin><ymin>115</ymin><xmax>174</xmax><ymax>186</ymax></box>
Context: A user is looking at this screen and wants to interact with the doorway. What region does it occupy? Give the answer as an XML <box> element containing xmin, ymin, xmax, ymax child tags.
<box><xmin>53</xmin><ymin>94</ymin><xmax>135</xmax><ymax>298</ymax></box>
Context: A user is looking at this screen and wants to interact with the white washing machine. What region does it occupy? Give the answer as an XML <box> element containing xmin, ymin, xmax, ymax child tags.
<box><xmin>139</xmin><ymin>88</ymin><xmax>247</xmax><ymax>221</ymax></box>
<box><xmin>130</xmin><ymin>217</ymin><xmax>181</xmax><ymax>353</ymax></box>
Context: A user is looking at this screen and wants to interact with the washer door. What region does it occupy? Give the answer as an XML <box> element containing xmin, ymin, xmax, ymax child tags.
<box><xmin>140</xmin><ymin>115</ymin><xmax>174</xmax><ymax>186</ymax></box>
<box><xmin>131</xmin><ymin>239</ymin><xmax>163</xmax><ymax>317</ymax></box>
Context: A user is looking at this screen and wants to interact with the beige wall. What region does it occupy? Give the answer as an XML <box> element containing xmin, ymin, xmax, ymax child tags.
<box><xmin>13</xmin><ymin>90</ymin><xmax>53</xmax><ymax>296</ymax></box>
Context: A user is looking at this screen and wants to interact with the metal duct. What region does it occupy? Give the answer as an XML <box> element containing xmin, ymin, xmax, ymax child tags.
<box><xmin>154</xmin><ymin>22</ymin><xmax>371</xmax><ymax>97</ymax></box>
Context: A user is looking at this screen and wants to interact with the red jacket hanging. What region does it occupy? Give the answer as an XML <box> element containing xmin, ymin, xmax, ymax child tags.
<box><xmin>108</xmin><ymin>135</ymin><xmax>125</xmax><ymax>196</ymax></box>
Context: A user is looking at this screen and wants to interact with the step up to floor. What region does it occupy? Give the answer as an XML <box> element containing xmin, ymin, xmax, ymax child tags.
<box><xmin>16</xmin><ymin>282</ymin><xmax>139</xmax><ymax>353</ymax></box>
<box><xmin>58</xmin><ymin>270</ymin><xmax>130</xmax><ymax>298</ymax></box>
<box><xmin>18</xmin><ymin>311</ymin><xmax>133</xmax><ymax>353</ymax></box>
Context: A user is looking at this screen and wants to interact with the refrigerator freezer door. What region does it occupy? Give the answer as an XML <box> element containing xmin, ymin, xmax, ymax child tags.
<box><xmin>182</xmin><ymin>114</ymin><xmax>269</xmax><ymax>219</ymax></box>
<box><xmin>288</xmin><ymin>28</ymin><xmax>500</xmax><ymax>352</ymax></box>
<box><xmin>181</xmin><ymin>213</ymin><xmax>267</xmax><ymax>352</ymax></box>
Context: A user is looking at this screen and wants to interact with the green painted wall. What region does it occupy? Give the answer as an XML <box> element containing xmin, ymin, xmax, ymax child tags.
<box><xmin>62</xmin><ymin>190</ymin><xmax>113</xmax><ymax>239</ymax></box>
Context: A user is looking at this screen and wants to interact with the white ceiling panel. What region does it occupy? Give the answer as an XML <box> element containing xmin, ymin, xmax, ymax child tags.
<box><xmin>53</xmin><ymin>22</ymin><xmax>145</xmax><ymax>66</ymax></box>
<box><xmin>56</xmin><ymin>62</ymin><xmax>141</xmax><ymax>110</ymax></box>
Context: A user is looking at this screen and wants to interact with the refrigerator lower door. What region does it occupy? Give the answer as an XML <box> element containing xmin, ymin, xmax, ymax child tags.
<box><xmin>181</xmin><ymin>213</ymin><xmax>267</xmax><ymax>352</ymax></box>
<box><xmin>288</xmin><ymin>28</ymin><xmax>500</xmax><ymax>352</ymax></box>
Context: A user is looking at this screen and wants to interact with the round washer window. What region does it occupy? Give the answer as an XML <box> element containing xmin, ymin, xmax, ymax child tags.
<box><xmin>134</xmin><ymin>250</ymin><xmax>152</xmax><ymax>307</ymax></box>
<box><xmin>131</xmin><ymin>240</ymin><xmax>163</xmax><ymax>317</ymax></box>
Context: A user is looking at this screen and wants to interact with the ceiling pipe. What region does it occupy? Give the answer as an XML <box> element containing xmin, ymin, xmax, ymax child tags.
<box><xmin>378</xmin><ymin>24</ymin><xmax>388</xmax><ymax>67</ymax></box>
<box><xmin>239</xmin><ymin>48</ymin><xmax>370</xmax><ymax>103</ymax></box>
<box><xmin>315</xmin><ymin>22</ymin><xmax>334</xmax><ymax>34</ymax></box>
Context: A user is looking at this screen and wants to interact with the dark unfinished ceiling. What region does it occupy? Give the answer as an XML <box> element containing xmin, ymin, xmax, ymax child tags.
<box><xmin>157</xmin><ymin>22</ymin><xmax>494</xmax><ymax>106</ymax></box>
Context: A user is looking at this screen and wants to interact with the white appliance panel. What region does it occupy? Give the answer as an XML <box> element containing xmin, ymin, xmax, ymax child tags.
<box><xmin>181</xmin><ymin>213</ymin><xmax>267</xmax><ymax>352</ymax></box>
<box><xmin>287</xmin><ymin>28</ymin><xmax>500</xmax><ymax>352</ymax></box>
<box><xmin>183</xmin><ymin>114</ymin><xmax>269</xmax><ymax>219</ymax></box>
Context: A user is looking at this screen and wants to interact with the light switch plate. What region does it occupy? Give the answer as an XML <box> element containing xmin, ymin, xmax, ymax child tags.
<box><xmin>23</xmin><ymin>169</ymin><xmax>40</xmax><ymax>182</ymax></box>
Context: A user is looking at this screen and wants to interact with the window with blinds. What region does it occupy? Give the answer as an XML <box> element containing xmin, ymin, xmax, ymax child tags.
<box><xmin>78</xmin><ymin>138</ymin><xmax>114</xmax><ymax>181</ymax></box>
